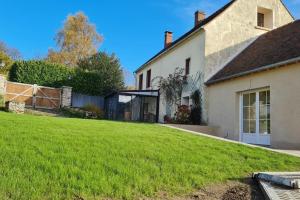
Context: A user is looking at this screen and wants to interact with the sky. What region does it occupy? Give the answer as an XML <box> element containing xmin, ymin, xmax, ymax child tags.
<box><xmin>0</xmin><ymin>0</ymin><xmax>299</xmax><ymax>85</ymax></box>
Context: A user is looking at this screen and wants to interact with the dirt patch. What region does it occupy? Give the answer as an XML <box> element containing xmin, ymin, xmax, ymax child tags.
<box><xmin>151</xmin><ymin>178</ymin><xmax>264</xmax><ymax>200</ymax></box>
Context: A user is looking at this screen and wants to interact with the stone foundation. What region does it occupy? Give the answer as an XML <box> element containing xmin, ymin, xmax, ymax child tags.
<box><xmin>6</xmin><ymin>101</ymin><xmax>25</xmax><ymax>114</ymax></box>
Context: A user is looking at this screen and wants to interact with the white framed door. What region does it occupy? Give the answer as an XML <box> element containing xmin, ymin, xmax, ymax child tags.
<box><xmin>240</xmin><ymin>89</ymin><xmax>271</xmax><ymax>146</ymax></box>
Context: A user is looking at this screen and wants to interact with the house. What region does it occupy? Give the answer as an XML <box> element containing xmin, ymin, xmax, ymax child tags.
<box><xmin>206</xmin><ymin>20</ymin><xmax>300</xmax><ymax>149</ymax></box>
<box><xmin>134</xmin><ymin>0</ymin><xmax>300</xmax><ymax>149</ymax></box>
<box><xmin>134</xmin><ymin>0</ymin><xmax>294</xmax><ymax>124</ymax></box>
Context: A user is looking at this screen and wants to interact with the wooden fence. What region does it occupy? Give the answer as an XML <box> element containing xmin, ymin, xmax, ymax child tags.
<box><xmin>4</xmin><ymin>81</ymin><xmax>62</xmax><ymax>109</ymax></box>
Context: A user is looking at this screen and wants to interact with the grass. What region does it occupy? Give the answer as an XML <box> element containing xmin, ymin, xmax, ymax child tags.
<box><xmin>0</xmin><ymin>112</ymin><xmax>300</xmax><ymax>200</ymax></box>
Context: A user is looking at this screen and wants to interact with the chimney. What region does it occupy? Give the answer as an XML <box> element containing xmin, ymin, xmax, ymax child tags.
<box><xmin>194</xmin><ymin>11</ymin><xmax>205</xmax><ymax>27</ymax></box>
<box><xmin>164</xmin><ymin>31</ymin><xmax>173</xmax><ymax>48</ymax></box>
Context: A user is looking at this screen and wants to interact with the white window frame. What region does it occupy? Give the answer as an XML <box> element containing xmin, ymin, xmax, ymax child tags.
<box><xmin>239</xmin><ymin>88</ymin><xmax>271</xmax><ymax>145</ymax></box>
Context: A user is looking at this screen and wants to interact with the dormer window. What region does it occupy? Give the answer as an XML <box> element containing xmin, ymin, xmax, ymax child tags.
<box><xmin>257</xmin><ymin>7</ymin><xmax>273</xmax><ymax>30</ymax></box>
<box><xmin>257</xmin><ymin>13</ymin><xmax>265</xmax><ymax>27</ymax></box>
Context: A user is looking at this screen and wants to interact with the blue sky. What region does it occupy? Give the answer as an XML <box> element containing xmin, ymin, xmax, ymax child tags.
<box><xmin>0</xmin><ymin>0</ymin><xmax>299</xmax><ymax>85</ymax></box>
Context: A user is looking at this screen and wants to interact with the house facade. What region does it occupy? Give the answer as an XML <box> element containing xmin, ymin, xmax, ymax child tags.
<box><xmin>206</xmin><ymin>20</ymin><xmax>300</xmax><ymax>149</ymax></box>
<box><xmin>134</xmin><ymin>0</ymin><xmax>294</xmax><ymax>124</ymax></box>
<box><xmin>134</xmin><ymin>0</ymin><xmax>300</xmax><ymax>149</ymax></box>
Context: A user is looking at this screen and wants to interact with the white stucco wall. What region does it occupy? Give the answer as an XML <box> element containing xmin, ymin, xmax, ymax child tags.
<box><xmin>135</xmin><ymin>0</ymin><xmax>293</xmax><ymax>123</ymax></box>
<box><xmin>202</xmin><ymin>0</ymin><xmax>294</xmax><ymax>122</ymax></box>
<box><xmin>207</xmin><ymin>63</ymin><xmax>300</xmax><ymax>150</ymax></box>
<box><xmin>136</xmin><ymin>30</ymin><xmax>206</xmax><ymax>122</ymax></box>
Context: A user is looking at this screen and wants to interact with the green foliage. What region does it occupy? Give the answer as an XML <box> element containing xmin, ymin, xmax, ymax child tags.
<box><xmin>77</xmin><ymin>52</ymin><xmax>124</xmax><ymax>94</ymax></box>
<box><xmin>60</xmin><ymin>107</ymin><xmax>86</xmax><ymax>118</ymax></box>
<box><xmin>61</xmin><ymin>105</ymin><xmax>104</xmax><ymax>119</ymax></box>
<box><xmin>9</xmin><ymin>60</ymin><xmax>73</xmax><ymax>88</ymax></box>
<box><xmin>0</xmin><ymin>111</ymin><xmax>300</xmax><ymax>199</ymax></box>
<box><xmin>82</xmin><ymin>104</ymin><xmax>104</xmax><ymax>119</ymax></box>
<box><xmin>9</xmin><ymin>53</ymin><xmax>124</xmax><ymax>96</ymax></box>
<box><xmin>0</xmin><ymin>51</ymin><xmax>13</xmax><ymax>75</ymax></box>
<box><xmin>8</xmin><ymin>58</ymin><xmax>124</xmax><ymax>96</ymax></box>
<box><xmin>154</xmin><ymin>67</ymin><xmax>185</xmax><ymax>108</ymax></box>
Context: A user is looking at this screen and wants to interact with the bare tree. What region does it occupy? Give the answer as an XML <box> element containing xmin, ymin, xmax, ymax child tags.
<box><xmin>153</xmin><ymin>67</ymin><xmax>185</xmax><ymax>109</ymax></box>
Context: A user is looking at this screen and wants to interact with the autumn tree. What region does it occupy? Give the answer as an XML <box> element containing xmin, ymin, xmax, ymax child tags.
<box><xmin>0</xmin><ymin>41</ymin><xmax>21</xmax><ymax>60</ymax></box>
<box><xmin>47</xmin><ymin>12</ymin><xmax>103</xmax><ymax>67</ymax></box>
<box><xmin>0</xmin><ymin>51</ymin><xmax>13</xmax><ymax>75</ymax></box>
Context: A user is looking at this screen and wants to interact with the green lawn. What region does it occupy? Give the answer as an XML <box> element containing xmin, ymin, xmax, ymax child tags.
<box><xmin>0</xmin><ymin>112</ymin><xmax>300</xmax><ymax>200</ymax></box>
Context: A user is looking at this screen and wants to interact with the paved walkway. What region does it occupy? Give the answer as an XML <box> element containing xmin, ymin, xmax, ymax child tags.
<box><xmin>162</xmin><ymin>124</ymin><xmax>300</xmax><ymax>158</ymax></box>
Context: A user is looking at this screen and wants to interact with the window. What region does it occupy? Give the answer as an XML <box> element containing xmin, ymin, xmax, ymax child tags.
<box><xmin>242</xmin><ymin>90</ymin><xmax>270</xmax><ymax>134</ymax></box>
<box><xmin>138</xmin><ymin>74</ymin><xmax>143</xmax><ymax>90</ymax></box>
<box><xmin>257</xmin><ymin>13</ymin><xmax>265</xmax><ymax>27</ymax></box>
<box><xmin>185</xmin><ymin>58</ymin><xmax>190</xmax><ymax>75</ymax></box>
<box><xmin>257</xmin><ymin>7</ymin><xmax>273</xmax><ymax>29</ymax></box>
<box><xmin>146</xmin><ymin>69</ymin><xmax>151</xmax><ymax>88</ymax></box>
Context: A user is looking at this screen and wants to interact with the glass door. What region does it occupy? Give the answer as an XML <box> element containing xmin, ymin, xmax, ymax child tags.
<box><xmin>241</xmin><ymin>89</ymin><xmax>270</xmax><ymax>145</ymax></box>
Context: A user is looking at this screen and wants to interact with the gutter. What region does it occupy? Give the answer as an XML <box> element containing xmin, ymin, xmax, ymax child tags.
<box><xmin>205</xmin><ymin>56</ymin><xmax>300</xmax><ymax>86</ymax></box>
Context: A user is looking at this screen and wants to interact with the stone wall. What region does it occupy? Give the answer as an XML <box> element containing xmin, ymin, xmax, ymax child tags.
<box><xmin>5</xmin><ymin>101</ymin><xmax>25</xmax><ymax>114</ymax></box>
<box><xmin>61</xmin><ymin>86</ymin><xmax>72</xmax><ymax>108</ymax></box>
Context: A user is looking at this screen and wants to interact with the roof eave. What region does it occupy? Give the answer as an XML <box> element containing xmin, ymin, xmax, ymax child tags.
<box><xmin>206</xmin><ymin>56</ymin><xmax>300</xmax><ymax>86</ymax></box>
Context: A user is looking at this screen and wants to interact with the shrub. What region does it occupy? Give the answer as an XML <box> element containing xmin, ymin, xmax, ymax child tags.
<box><xmin>174</xmin><ymin>105</ymin><xmax>191</xmax><ymax>124</ymax></box>
<box><xmin>71</xmin><ymin>69</ymin><xmax>119</xmax><ymax>96</ymax></box>
<box><xmin>60</xmin><ymin>107</ymin><xmax>86</xmax><ymax>118</ymax></box>
<box><xmin>164</xmin><ymin>115</ymin><xmax>172</xmax><ymax>124</ymax></box>
<box><xmin>9</xmin><ymin>60</ymin><xmax>73</xmax><ymax>88</ymax></box>
<box><xmin>82</xmin><ymin>104</ymin><xmax>104</xmax><ymax>119</ymax></box>
<box><xmin>61</xmin><ymin>105</ymin><xmax>104</xmax><ymax>120</ymax></box>
<box><xmin>8</xmin><ymin>60</ymin><xmax>124</xmax><ymax>96</ymax></box>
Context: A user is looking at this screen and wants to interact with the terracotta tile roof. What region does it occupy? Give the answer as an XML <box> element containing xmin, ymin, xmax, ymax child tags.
<box><xmin>134</xmin><ymin>0</ymin><xmax>236</xmax><ymax>73</ymax></box>
<box><xmin>206</xmin><ymin>20</ymin><xmax>300</xmax><ymax>85</ymax></box>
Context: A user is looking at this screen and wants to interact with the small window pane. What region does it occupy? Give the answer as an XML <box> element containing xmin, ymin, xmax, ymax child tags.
<box><xmin>267</xmin><ymin>91</ymin><xmax>270</xmax><ymax>104</ymax></box>
<box><xmin>250</xmin><ymin>120</ymin><xmax>256</xmax><ymax>133</ymax></box>
<box><xmin>267</xmin><ymin>120</ymin><xmax>271</xmax><ymax>134</ymax></box>
<box><xmin>259</xmin><ymin>120</ymin><xmax>268</xmax><ymax>134</ymax></box>
<box><xmin>243</xmin><ymin>120</ymin><xmax>249</xmax><ymax>133</ymax></box>
<box><xmin>267</xmin><ymin>105</ymin><xmax>270</xmax><ymax>119</ymax></box>
<box><xmin>259</xmin><ymin>105</ymin><xmax>267</xmax><ymax>119</ymax></box>
<box><xmin>259</xmin><ymin>91</ymin><xmax>267</xmax><ymax>105</ymax></box>
<box><xmin>250</xmin><ymin>106</ymin><xmax>256</xmax><ymax>120</ymax></box>
<box><xmin>250</xmin><ymin>93</ymin><xmax>256</xmax><ymax>106</ymax></box>
<box><xmin>257</xmin><ymin>13</ymin><xmax>265</xmax><ymax>27</ymax></box>
<box><xmin>243</xmin><ymin>94</ymin><xmax>250</xmax><ymax>106</ymax></box>
<box><xmin>243</xmin><ymin>107</ymin><xmax>250</xmax><ymax>120</ymax></box>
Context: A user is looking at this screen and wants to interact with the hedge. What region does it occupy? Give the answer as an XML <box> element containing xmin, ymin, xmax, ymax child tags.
<box><xmin>9</xmin><ymin>61</ymin><xmax>73</xmax><ymax>88</ymax></box>
<box><xmin>8</xmin><ymin>60</ymin><xmax>122</xmax><ymax>96</ymax></box>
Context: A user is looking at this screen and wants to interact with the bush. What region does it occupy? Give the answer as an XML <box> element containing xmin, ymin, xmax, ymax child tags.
<box><xmin>82</xmin><ymin>104</ymin><xmax>104</xmax><ymax>119</ymax></box>
<box><xmin>9</xmin><ymin>60</ymin><xmax>73</xmax><ymax>88</ymax></box>
<box><xmin>71</xmin><ymin>69</ymin><xmax>119</xmax><ymax>96</ymax></box>
<box><xmin>8</xmin><ymin>60</ymin><xmax>124</xmax><ymax>96</ymax></box>
<box><xmin>60</xmin><ymin>107</ymin><xmax>86</xmax><ymax>118</ymax></box>
<box><xmin>174</xmin><ymin>105</ymin><xmax>191</xmax><ymax>124</ymax></box>
<box><xmin>61</xmin><ymin>105</ymin><xmax>104</xmax><ymax>120</ymax></box>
